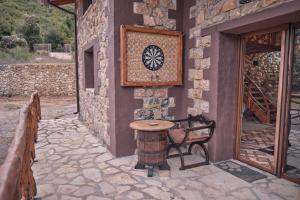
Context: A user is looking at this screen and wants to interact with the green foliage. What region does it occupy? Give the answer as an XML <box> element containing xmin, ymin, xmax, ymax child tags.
<box><xmin>15</xmin><ymin>37</ymin><xmax>27</xmax><ymax>47</ymax></box>
<box><xmin>0</xmin><ymin>17</ymin><xmax>14</xmax><ymax>36</ymax></box>
<box><xmin>0</xmin><ymin>35</ymin><xmax>27</xmax><ymax>49</ymax></box>
<box><xmin>11</xmin><ymin>46</ymin><xmax>33</xmax><ymax>61</ymax></box>
<box><xmin>20</xmin><ymin>15</ymin><xmax>42</xmax><ymax>51</ymax></box>
<box><xmin>291</xmin><ymin>98</ymin><xmax>300</xmax><ymax>109</ymax></box>
<box><xmin>0</xmin><ymin>36</ymin><xmax>17</xmax><ymax>49</ymax></box>
<box><xmin>45</xmin><ymin>30</ymin><xmax>64</xmax><ymax>50</ymax></box>
<box><xmin>0</xmin><ymin>0</ymin><xmax>74</xmax><ymax>63</ymax></box>
<box><xmin>0</xmin><ymin>0</ymin><xmax>74</xmax><ymax>47</ymax></box>
<box><xmin>0</xmin><ymin>47</ymin><xmax>33</xmax><ymax>63</ymax></box>
<box><xmin>60</xmin><ymin>17</ymin><xmax>75</xmax><ymax>44</ymax></box>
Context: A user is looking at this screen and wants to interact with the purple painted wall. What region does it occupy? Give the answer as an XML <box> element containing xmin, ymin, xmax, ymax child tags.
<box><xmin>108</xmin><ymin>0</ymin><xmax>193</xmax><ymax>157</ymax></box>
<box><xmin>169</xmin><ymin>0</ymin><xmax>194</xmax><ymax>119</ymax></box>
<box><xmin>202</xmin><ymin>32</ymin><xmax>239</xmax><ymax>162</ymax></box>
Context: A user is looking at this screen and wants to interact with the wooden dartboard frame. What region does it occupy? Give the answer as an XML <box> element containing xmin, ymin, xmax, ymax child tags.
<box><xmin>120</xmin><ymin>25</ymin><xmax>183</xmax><ymax>87</ymax></box>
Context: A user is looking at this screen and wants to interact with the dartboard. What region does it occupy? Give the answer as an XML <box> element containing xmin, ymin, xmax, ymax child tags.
<box><xmin>142</xmin><ymin>45</ymin><xmax>164</xmax><ymax>71</ymax></box>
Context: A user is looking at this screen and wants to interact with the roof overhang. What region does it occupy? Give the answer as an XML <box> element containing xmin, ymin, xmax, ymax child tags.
<box><xmin>49</xmin><ymin>0</ymin><xmax>75</xmax><ymax>5</ymax></box>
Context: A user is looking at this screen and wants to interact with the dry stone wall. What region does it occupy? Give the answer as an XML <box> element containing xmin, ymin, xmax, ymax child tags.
<box><xmin>133</xmin><ymin>0</ymin><xmax>177</xmax><ymax>120</ymax></box>
<box><xmin>0</xmin><ymin>63</ymin><xmax>75</xmax><ymax>96</ymax></box>
<box><xmin>76</xmin><ymin>0</ymin><xmax>110</xmax><ymax>145</ymax></box>
<box><xmin>188</xmin><ymin>0</ymin><xmax>292</xmax><ymax>115</ymax></box>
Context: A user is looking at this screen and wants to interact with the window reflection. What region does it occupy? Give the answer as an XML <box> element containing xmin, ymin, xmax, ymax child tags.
<box><xmin>285</xmin><ymin>28</ymin><xmax>300</xmax><ymax>179</ymax></box>
<box><xmin>240</xmin><ymin>31</ymin><xmax>282</xmax><ymax>171</ymax></box>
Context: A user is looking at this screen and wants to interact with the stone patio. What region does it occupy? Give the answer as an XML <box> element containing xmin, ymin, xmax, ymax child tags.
<box><xmin>33</xmin><ymin>117</ymin><xmax>300</xmax><ymax>200</ymax></box>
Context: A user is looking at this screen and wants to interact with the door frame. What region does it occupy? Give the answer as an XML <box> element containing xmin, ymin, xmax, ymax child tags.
<box><xmin>234</xmin><ymin>25</ymin><xmax>289</xmax><ymax>175</ymax></box>
<box><xmin>279</xmin><ymin>23</ymin><xmax>300</xmax><ymax>184</ymax></box>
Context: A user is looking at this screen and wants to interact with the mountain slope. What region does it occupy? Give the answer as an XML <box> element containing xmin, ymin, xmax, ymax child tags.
<box><xmin>0</xmin><ymin>0</ymin><xmax>74</xmax><ymax>43</ymax></box>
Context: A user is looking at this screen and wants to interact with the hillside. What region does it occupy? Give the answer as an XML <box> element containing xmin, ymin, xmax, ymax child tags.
<box><xmin>0</xmin><ymin>0</ymin><xmax>74</xmax><ymax>42</ymax></box>
<box><xmin>0</xmin><ymin>0</ymin><xmax>75</xmax><ymax>64</ymax></box>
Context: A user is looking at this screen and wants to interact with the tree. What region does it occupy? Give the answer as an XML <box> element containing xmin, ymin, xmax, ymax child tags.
<box><xmin>21</xmin><ymin>15</ymin><xmax>42</xmax><ymax>51</ymax></box>
<box><xmin>59</xmin><ymin>16</ymin><xmax>74</xmax><ymax>45</ymax></box>
<box><xmin>0</xmin><ymin>18</ymin><xmax>13</xmax><ymax>36</ymax></box>
<box><xmin>0</xmin><ymin>2</ymin><xmax>15</xmax><ymax>36</ymax></box>
<box><xmin>45</xmin><ymin>29</ymin><xmax>64</xmax><ymax>50</ymax></box>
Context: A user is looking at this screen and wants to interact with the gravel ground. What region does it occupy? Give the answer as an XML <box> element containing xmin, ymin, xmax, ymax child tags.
<box><xmin>0</xmin><ymin>96</ymin><xmax>76</xmax><ymax>165</ymax></box>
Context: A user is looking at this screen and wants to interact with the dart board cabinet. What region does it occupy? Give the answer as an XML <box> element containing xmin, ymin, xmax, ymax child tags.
<box><xmin>120</xmin><ymin>25</ymin><xmax>183</xmax><ymax>87</ymax></box>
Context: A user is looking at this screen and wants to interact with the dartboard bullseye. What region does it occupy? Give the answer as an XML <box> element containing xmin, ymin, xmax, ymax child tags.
<box><xmin>142</xmin><ymin>45</ymin><xmax>164</xmax><ymax>71</ymax></box>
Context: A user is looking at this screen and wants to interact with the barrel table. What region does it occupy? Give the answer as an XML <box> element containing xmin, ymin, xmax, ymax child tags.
<box><xmin>129</xmin><ymin>120</ymin><xmax>175</xmax><ymax>177</ymax></box>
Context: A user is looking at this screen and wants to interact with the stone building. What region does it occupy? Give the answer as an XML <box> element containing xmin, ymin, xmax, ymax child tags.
<box><xmin>49</xmin><ymin>0</ymin><xmax>300</xmax><ymax>182</ymax></box>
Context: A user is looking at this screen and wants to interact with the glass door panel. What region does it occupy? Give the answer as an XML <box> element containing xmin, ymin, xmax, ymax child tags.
<box><xmin>238</xmin><ymin>30</ymin><xmax>283</xmax><ymax>173</ymax></box>
<box><xmin>283</xmin><ymin>27</ymin><xmax>300</xmax><ymax>182</ymax></box>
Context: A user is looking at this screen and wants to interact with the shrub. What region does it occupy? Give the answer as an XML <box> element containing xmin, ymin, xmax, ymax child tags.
<box><xmin>0</xmin><ymin>6</ymin><xmax>15</xmax><ymax>36</ymax></box>
<box><xmin>21</xmin><ymin>15</ymin><xmax>42</xmax><ymax>51</ymax></box>
<box><xmin>0</xmin><ymin>35</ymin><xmax>17</xmax><ymax>48</ymax></box>
<box><xmin>0</xmin><ymin>1</ymin><xmax>75</xmax><ymax>52</ymax></box>
<box><xmin>0</xmin><ymin>18</ymin><xmax>13</xmax><ymax>36</ymax></box>
<box><xmin>0</xmin><ymin>46</ymin><xmax>32</xmax><ymax>63</ymax></box>
<box><xmin>0</xmin><ymin>48</ymin><xmax>12</xmax><ymax>62</ymax></box>
<box><xmin>0</xmin><ymin>35</ymin><xmax>28</xmax><ymax>49</ymax></box>
<box><xmin>45</xmin><ymin>29</ymin><xmax>64</xmax><ymax>50</ymax></box>
<box><xmin>10</xmin><ymin>46</ymin><xmax>32</xmax><ymax>61</ymax></box>
<box><xmin>15</xmin><ymin>37</ymin><xmax>27</xmax><ymax>47</ymax></box>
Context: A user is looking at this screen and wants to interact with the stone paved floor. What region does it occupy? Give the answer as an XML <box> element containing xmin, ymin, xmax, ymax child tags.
<box><xmin>33</xmin><ymin>117</ymin><xmax>300</xmax><ymax>200</ymax></box>
<box><xmin>0</xmin><ymin>96</ymin><xmax>76</xmax><ymax>165</ymax></box>
<box><xmin>240</xmin><ymin>127</ymin><xmax>275</xmax><ymax>170</ymax></box>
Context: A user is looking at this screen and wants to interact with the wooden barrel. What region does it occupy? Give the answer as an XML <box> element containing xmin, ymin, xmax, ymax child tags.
<box><xmin>137</xmin><ymin>130</ymin><xmax>167</xmax><ymax>166</ymax></box>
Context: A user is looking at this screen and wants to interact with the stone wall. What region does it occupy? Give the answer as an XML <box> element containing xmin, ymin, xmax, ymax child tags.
<box><xmin>245</xmin><ymin>51</ymin><xmax>280</xmax><ymax>101</ymax></box>
<box><xmin>76</xmin><ymin>0</ymin><xmax>189</xmax><ymax>156</ymax></box>
<box><xmin>187</xmin><ymin>0</ymin><xmax>292</xmax><ymax>116</ymax></box>
<box><xmin>0</xmin><ymin>63</ymin><xmax>75</xmax><ymax>96</ymax></box>
<box><xmin>133</xmin><ymin>0</ymin><xmax>177</xmax><ymax>120</ymax></box>
<box><xmin>75</xmin><ymin>0</ymin><xmax>296</xmax><ymax>158</ymax></box>
<box><xmin>76</xmin><ymin>0</ymin><xmax>110</xmax><ymax>145</ymax></box>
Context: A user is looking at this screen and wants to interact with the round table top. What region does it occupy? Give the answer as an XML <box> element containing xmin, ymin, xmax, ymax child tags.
<box><xmin>129</xmin><ymin>120</ymin><xmax>175</xmax><ymax>131</ymax></box>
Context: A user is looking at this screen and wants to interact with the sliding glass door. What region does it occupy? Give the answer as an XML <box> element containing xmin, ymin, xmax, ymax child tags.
<box><xmin>236</xmin><ymin>28</ymin><xmax>285</xmax><ymax>174</ymax></box>
<box><xmin>281</xmin><ymin>25</ymin><xmax>300</xmax><ymax>184</ymax></box>
<box><xmin>236</xmin><ymin>24</ymin><xmax>300</xmax><ymax>183</ymax></box>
